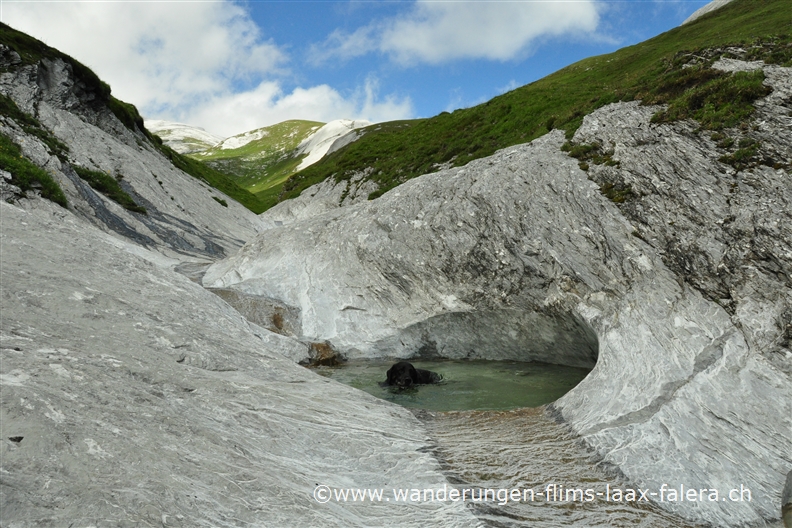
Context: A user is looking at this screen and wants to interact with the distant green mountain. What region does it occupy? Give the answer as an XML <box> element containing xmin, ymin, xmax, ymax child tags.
<box><xmin>189</xmin><ymin>120</ymin><xmax>322</xmax><ymax>209</ymax></box>
<box><xmin>145</xmin><ymin>120</ymin><xmax>224</xmax><ymax>154</ymax></box>
<box><xmin>283</xmin><ymin>0</ymin><xmax>791</xmax><ymax>203</ymax></box>
<box><xmin>188</xmin><ymin>119</ymin><xmax>370</xmax><ymax>211</ymax></box>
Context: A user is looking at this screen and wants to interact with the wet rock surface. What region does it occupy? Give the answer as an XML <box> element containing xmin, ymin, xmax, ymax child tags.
<box><xmin>420</xmin><ymin>408</ymin><xmax>703</xmax><ymax>527</ymax></box>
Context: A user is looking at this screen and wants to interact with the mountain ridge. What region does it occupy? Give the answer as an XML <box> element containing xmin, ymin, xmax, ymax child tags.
<box><xmin>281</xmin><ymin>0</ymin><xmax>791</xmax><ymax>205</ymax></box>
<box><xmin>182</xmin><ymin>118</ymin><xmax>369</xmax><ymax>210</ymax></box>
<box><xmin>145</xmin><ymin>119</ymin><xmax>224</xmax><ymax>154</ymax></box>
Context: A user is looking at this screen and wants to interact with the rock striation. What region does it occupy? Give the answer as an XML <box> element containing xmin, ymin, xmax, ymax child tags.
<box><xmin>0</xmin><ymin>199</ymin><xmax>477</xmax><ymax>527</ymax></box>
<box><xmin>0</xmin><ymin>45</ymin><xmax>264</xmax><ymax>264</ymax></box>
<box><xmin>205</xmin><ymin>60</ymin><xmax>792</xmax><ymax>527</ymax></box>
<box><xmin>0</xmin><ymin>38</ymin><xmax>478</xmax><ymax>526</ymax></box>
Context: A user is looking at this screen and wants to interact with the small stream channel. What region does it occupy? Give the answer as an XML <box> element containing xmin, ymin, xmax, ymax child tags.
<box><xmin>317</xmin><ymin>358</ymin><xmax>702</xmax><ymax>527</ymax></box>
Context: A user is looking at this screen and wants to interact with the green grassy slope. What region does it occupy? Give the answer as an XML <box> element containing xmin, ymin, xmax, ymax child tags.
<box><xmin>190</xmin><ymin>120</ymin><xmax>322</xmax><ymax>210</ymax></box>
<box><xmin>283</xmin><ymin>0</ymin><xmax>791</xmax><ymax>202</ymax></box>
<box><xmin>0</xmin><ymin>23</ymin><xmax>269</xmax><ymax>214</ymax></box>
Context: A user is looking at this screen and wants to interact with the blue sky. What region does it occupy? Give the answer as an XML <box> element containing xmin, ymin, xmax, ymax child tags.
<box><xmin>3</xmin><ymin>0</ymin><xmax>712</xmax><ymax>137</ymax></box>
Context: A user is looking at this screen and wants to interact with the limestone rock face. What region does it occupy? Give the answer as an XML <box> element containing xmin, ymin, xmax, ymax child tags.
<box><xmin>0</xmin><ymin>199</ymin><xmax>478</xmax><ymax>527</ymax></box>
<box><xmin>205</xmin><ymin>62</ymin><xmax>792</xmax><ymax>527</ymax></box>
<box><xmin>0</xmin><ymin>42</ymin><xmax>478</xmax><ymax>526</ymax></box>
<box><xmin>258</xmin><ymin>169</ymin><xmax>379</xmax><ymax>230</ymax></box>
<box><xmin>0</xmin><ymin>45</ymin><xmax>264</xmax><ymax>264</ymax></box>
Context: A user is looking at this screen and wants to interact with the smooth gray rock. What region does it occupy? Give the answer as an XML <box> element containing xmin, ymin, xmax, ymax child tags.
<box><xmin>0</xmin><ymin>43</ymin><xmax>479</xmax><ymax>527</ymax></box>
<box><xmin>0</xmin><ymin>199</ymin><xmax>479</xmax><ymax>527</ymax></box>
<box><xmin>209</xmin><ymin>287</ymin><xmax>304</xmax><ymax>340</ymax></box>
<box><xmin>259</xmin><ymin>169</ymin><xmax>378</xmax><ymax>230</ymax></box>
<box><xmin>205</xmin><ymin>61</ymin><xmax>792</xmax><ymax>527</ymax></box>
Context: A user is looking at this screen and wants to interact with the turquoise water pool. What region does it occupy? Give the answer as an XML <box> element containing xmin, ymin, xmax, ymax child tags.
<box><xmin>313</xmin><ymin>358</ymin><xmax>590</xmax><ymax>411</ymax></box>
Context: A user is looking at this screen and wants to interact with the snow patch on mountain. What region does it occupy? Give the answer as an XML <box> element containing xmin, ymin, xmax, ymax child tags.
<box><xmin>216</xmin><ymin>128</ymin><xmax>272</xmax><ymax>151</ymax></box>
<box><xmin>296</xmin><ymin>119</ymin><xmax>370</xmax><ymax>171</ymax></box>
<box><xmin>145</xmin><ymin>120</ymin><xmax>224</xmax><ymax>154</ymax></box>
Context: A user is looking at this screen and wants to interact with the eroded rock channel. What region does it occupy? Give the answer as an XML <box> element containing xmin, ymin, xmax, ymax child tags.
<box><xmin>205</xmin><ymin>59</ymin><xmax>792</xmax><ymax>527</ymax></box>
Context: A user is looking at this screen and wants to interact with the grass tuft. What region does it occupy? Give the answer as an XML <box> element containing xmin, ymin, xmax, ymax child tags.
<box><xmin>107</xmin><ymin>96</ymin><xmax>147</xmax><ymax>135</ymax></box>
<box><xmin>0</xmin><ymin>94</ymin><xmax>69</xmax><ymax>160</ymax></box>
<box><xmin>72</xmin><ymin>165</ymin><xmax>146</xmax><ymax>214</ymax></box>
<box><xmin>649</xmin><ymin>68</ymin><xmax>770</xmax><ymax>130</ymax></box>
<box><xmin>0</xmin><ymin>134</ymin><xmax>67</xmax><ymax>207</ymax></box>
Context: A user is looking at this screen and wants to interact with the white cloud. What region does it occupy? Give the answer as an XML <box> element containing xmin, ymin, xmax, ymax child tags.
<box><xmin>2</xmin><ymin>1</ymin><xmax>413</xmax><ymax>137</ymax></box>
<box><xmin>316</xmin><ymin>0</ymin><xmax>601</xmax><ymax>65</ymax></box>
<box><xmin>3</xmin><ymin>2</ymin><xmax>283</xmax><ymax>112</ymax></box>
<box><xmin>497</xmin><ymin>79</ymin><xmax>520</xmax><ymax>94</ymax></box>
<box><xmin>313</xmin><ymin>26</ymin><xmax>377</xmax><ymax>64</ymax></box>
<box><xmin>184</xmin><ymin>78</ymin><xmax>413</xmax><ymax>138</ymax></box>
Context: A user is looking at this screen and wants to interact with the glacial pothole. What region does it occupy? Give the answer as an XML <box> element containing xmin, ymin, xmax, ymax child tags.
<box><xmin>314</xmin><ymin>358</ymin><xmax>590</xmax><ymax>411</ymax></box>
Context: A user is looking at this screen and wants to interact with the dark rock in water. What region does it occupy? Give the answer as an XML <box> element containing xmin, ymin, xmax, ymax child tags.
<box><xmin>381</xmin><ymin>361</ymin><xmax>443</xmax><ymax>388</ymax></box>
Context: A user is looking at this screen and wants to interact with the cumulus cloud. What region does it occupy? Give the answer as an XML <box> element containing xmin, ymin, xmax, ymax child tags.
<box><xmin>4</xmin><ymin>2</ymin><xmax>282</xmax><ymax>112</ymax></box>
<box><xmin>184</xmin><ymin>78</ymin><xmax>413</xmax><ymax>138</ymax></box>
<box><xmin>2</xmin><ymin>1</ymin><xmax>412</xmax><ymax>137</ymax></box>
<box><xmin>314</xmin><ymin>0</ymin><xmax>601</xmax><ymax>65</ymax></box>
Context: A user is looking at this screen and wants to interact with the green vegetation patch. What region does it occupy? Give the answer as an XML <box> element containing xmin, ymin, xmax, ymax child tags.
<box><xmin>560</xmin><ymin>140</ymin><xmax>632</xmax><ymax>203</ymax></box>
<box><xmin>201</xmin><ymin>152</ymin><xmax>306</xmax><ymax>211</ymax></box>
<box><xmin>107</xmin><ymin>96</ymin><xmax>147</xmax><ymax>135</ymax></box>
<box><xmin>153</xmin><ymin>138</ymin><xmax>269</xmax><ymax>213</ymax></box>
<box><xmin>191</xmin><ymin>120</ymin><xmax>323</xmax><ymax>210</ymax></box>
<box><xmin>598</xmin><ymin>182</ymin><xmax>635</xmax><ymax>203</ymax></box>
<box><xmin>561</xmin><ymin>141</ymin><xmax>620</xmax><ymax>172</ymax></box>
<box><xmin>72</xmin><ymin>165</ymin><xmax>146</xmax><ymax>214</ymax></box>
<box><xmin>0</xmin><ymin>94</ymin><xmax>69</xmax><ymax>160</ymax></box>
<box><xmin>283</xmin><ymin>0</ymin><xmax>790</xmax><ymax>205</ymax></box>
<box><xmin>0</xmin><ymin>133</ymin><xmax>67</xmax><ymax>207</ymax></box>
<box><xmin>739</xmin><ymin>34</ymin><xmax>792</xmax><ymax>66</ymax></box>
<box><xmin>648</xmin><ymin>67</ymin><xmax>770</xmax><ymax>130</ymax></box>
<box><xmin>212</xmin><ymin>196</ymin><xmax>228</xmax><ymax>207</ymax></box>
<box><xmin>717</xmin><ymin>136</ymin><xmax>788</xmax><ymax>170</ymax></box>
